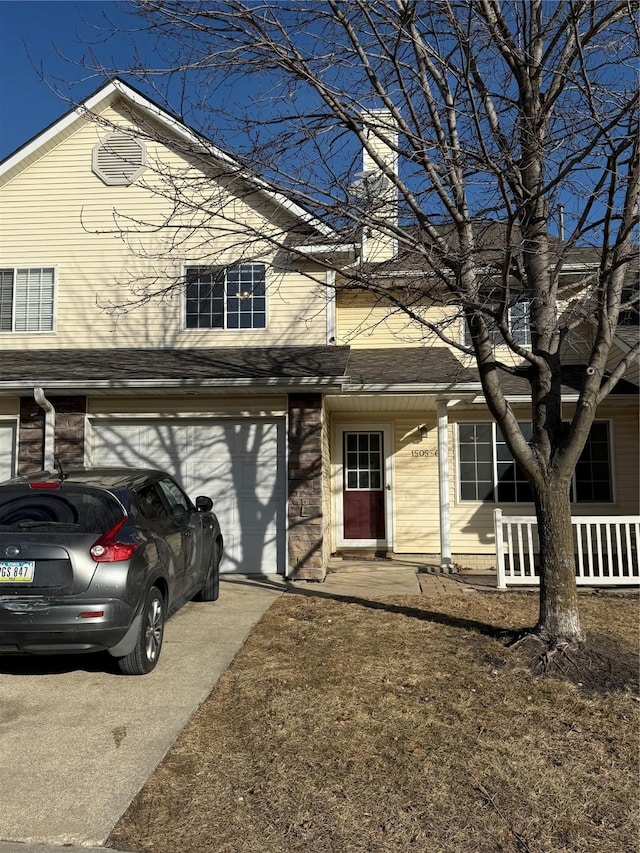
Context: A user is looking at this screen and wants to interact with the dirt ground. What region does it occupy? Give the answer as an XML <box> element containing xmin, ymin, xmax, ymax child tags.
<box><xmin>108</xmin><ymin>589</ymin><xmax>639</xmax><ymax>853</ymax></box>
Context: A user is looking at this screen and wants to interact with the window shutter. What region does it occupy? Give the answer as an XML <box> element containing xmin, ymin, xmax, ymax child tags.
<box><xmin>0</xmin><ymin>270</ymin><xmax>14</xmax><ymax>331</ymax></box>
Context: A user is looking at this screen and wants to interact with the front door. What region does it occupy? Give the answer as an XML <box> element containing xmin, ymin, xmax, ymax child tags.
<box><xmin>342</xmin><ymin>431</ymin><xmax>386</xmax><ymax>541</ymax></box>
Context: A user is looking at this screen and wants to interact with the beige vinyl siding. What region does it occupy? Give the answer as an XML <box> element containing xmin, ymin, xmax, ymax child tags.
<box><xmin>392</xmin><ymin>415</ymin><xmax>441</xmax><ymax>553</ymax></box>
<box><xmin>0</xmin><ymin>400</ymin><xmax>19</xmax><ymax>417</ymax></box>
<box><xmin>607</xmin><ymin>405</ymin><xmax>640</xmax><ymax>512</ymax></box>
<box><xmin>335</xmin><ymin>291</ymin><xmax>527</xmax><ymax>368</ymax></box>
<box><xmin>1</xmin><ymin>100</ymin><xmax>328</xmax><ymax>349</ymax></box>
<box><xmin>336</xmin><ymin>291</ymin><xmax>459</xmax><ymax>350</ymax></box>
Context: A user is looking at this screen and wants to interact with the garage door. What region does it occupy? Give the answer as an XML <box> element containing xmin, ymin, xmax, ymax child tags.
<box><xmin>89</xmin><ymin>419</ymin><xmax>286</xmax><ymax>574</ymax></box>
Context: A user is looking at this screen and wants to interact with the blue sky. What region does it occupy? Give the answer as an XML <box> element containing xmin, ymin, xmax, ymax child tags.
<box><xmin>0</xmin><ymin>1</ymin><xmax>150</xmax><ymax>160</ymax></box>
<box><xmin>0</xmin><ymin>1</ymin><xmax>632</xmax><ymax>241</ymax></box>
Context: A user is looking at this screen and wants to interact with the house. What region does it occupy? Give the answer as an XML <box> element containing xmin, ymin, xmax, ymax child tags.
<box><xmin>0</xmin><ymin>80</ymin><xmax>638</xmax><ymax>582</ymax></box>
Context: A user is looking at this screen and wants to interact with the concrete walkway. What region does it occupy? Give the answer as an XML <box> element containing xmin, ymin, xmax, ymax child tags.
<box><xmin>312</xmin><ymin>558</ymin><xmax>481</xmax><ymax>598</ymax></box>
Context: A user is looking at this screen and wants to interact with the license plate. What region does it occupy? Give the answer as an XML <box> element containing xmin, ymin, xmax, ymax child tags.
<box><xmin>0</xmin><ymin>561</ymin><xmax>36</xmax><ymax>583</ymax></box>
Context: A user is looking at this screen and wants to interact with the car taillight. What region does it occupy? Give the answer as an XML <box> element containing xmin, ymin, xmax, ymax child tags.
<box><xmin>29</xmin><ymin>482</ymin><xmax>61</xmax><ymax>489</ymax></box>
<box><xmin>90</xmin><ymin>517</ymin><xmax>138</xmax><ymax>563</ymax></box>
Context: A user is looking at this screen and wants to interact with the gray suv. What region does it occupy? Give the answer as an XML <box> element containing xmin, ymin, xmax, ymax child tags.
<box><xmin>0</xmin><ymin>467</ymin><xmax>223</xmax><ymax>674</ymax></box>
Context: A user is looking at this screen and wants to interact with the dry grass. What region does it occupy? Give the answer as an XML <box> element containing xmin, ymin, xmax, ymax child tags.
<box><xmin>108</xmin><ymin>590</ymin><xmax>639</xmax><ymax>853</ymax></box>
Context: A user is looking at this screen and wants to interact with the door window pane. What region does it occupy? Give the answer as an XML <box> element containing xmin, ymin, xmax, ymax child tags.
<box><xmin>344</xmin><ymin>432</ymin><xmax>384</xmax><ymax>491</ymax></box>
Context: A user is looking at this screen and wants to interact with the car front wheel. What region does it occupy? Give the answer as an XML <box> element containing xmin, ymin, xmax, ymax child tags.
<box><xmin>117</xmin><ymin>585</ymin><xmax>165</xmax><ymax>675</ymax></box>
<box><xmin>196</xmin><ymin>538</ymin><xmax>222</xmax><ymax>602</ymax></box>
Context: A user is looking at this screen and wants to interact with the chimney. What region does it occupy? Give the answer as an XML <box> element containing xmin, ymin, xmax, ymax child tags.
<box><xmin>360</xmin><ymin>109</ymin><xmax>398</xmax><ymax>262</ymax></box>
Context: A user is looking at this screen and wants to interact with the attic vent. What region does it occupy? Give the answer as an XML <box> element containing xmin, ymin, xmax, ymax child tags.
<box><xmin>92</xmin><ymin>132</ymin><xmax>146</xmax><ymax>186</ymax></box>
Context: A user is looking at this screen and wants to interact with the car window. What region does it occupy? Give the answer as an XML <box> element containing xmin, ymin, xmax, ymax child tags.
<box><xmin>157</xmin><ymin>478</ymin><xmax>189</xmax><ymax>514</ymax></box>
<box><xmin>0</xmin><ymin>486</ymin><xmax>124</xmax><ymax>532</ymax></box>
<box><xmin>136</xmin><ymin>483</ymin><xmax>169</xmax><ymax>520</ymax></box>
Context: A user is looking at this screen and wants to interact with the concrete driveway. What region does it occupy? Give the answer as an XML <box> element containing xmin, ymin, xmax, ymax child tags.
<box><xmin>0</xmin><ymin>575</ymin><xmax>284</xmax><ymax>848</ymax></box>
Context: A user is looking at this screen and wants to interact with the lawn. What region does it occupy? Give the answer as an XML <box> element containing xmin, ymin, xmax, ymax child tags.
<box><xmin>108</xmin><ymin>589</ymin><xmax>639</xmax><ymax>853</ymax></box>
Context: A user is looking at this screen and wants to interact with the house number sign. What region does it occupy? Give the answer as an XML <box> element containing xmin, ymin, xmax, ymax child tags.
<box><xmin>410</xmin><ymin>448</ymin><xmax>438</xmax><ymax>458</ymax></box>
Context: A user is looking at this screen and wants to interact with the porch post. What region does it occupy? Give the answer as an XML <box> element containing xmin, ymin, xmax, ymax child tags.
<box><xmin>437</xmin><ymin>400</ymin><xmax>452</xmax><ymax>571</ymax></box>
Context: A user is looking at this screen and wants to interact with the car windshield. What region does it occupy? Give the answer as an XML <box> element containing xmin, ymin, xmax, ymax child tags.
<box><xmin>0</xmin><ymin>485</ymin><xmax>125</xmax><ymax>533</ymax></box>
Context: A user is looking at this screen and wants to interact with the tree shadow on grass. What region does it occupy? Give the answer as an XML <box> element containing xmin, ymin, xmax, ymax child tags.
<box><xmin>283</xmin><ymin>583</ymin><xmax>640</xmax><ymax>697</ymax></box>
<box><xmin>284</xmin><ymin>582</ymin><xmax>506</xmax><ymax>638</ymax></box>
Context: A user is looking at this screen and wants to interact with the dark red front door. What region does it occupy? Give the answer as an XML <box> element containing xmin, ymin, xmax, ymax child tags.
<box><xmin>343</xmin><ymin>431</ymin><xmax>385</xmax><ymax>540</ymax></box>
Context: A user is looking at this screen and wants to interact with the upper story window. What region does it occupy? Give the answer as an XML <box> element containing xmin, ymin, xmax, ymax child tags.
<box><xmin>0</xmin><ymin>267</ymin><xmax>54</xmax><ymax>332</ymax></box>
<box><xmin>463</xmin><ymin>299</ymin><xmax>531</xmax><ymax>347</ymax></box>
<box><xmin>185</xmin><ymin>264</ymin><xmax>266</xmax><ymax>330</ymax></box>
<box><xmin>458</xmin><ymin>421</ymin><xmax>612</xmax><ymax>504</ymax></box>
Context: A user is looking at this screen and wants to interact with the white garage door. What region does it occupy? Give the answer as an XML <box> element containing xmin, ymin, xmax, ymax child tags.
<box><xmin>89</xmin><ymin>418</ymin><xmax>286</xmax><ymax>575</ymax></box>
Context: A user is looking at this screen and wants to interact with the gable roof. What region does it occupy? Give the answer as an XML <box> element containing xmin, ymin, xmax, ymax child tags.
<box><xmin>0</xmin><ymin>78</ymin><xmax>335</xmax><ymax>239</ymax></box>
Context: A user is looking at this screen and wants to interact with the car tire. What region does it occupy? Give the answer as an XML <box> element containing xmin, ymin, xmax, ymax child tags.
<box><xmin>196</xmin><ymin>539</ymin><xmax>221</xmax><ymax>602</ymax></box>
<box><xmin>117</xmin><ymin>585</ymin><xmax>165</xmax><ymax>675</ymax></box>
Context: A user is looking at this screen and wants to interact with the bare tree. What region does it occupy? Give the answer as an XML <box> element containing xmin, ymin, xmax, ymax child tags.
<box><xmin>82</xmin><ymin>0</ymin><xmax>638</xmax><ymax>647</ymax></box>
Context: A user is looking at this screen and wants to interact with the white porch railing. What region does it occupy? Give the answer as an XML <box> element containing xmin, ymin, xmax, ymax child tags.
<box><xmin>494</xmin><ymin>509</ymin><xmax>640</xmax><ymax>590</ymax></box>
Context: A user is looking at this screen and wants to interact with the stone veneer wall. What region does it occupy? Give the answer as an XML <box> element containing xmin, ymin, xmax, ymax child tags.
<box><xmin>18</xmin><ymin>396</ymin><xmax>86</xmax><ymax>475</ymax></box>
<box><xmin>288</xmin><ymin>393</ymin><xmax>325</xmax><ymax>580</ymax></box>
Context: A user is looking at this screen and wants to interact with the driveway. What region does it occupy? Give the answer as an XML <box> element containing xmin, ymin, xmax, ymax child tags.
<box><xmin>0</xmin><ymin>575</ymin><xmax>284</xmax><ymax>848</ymax></box>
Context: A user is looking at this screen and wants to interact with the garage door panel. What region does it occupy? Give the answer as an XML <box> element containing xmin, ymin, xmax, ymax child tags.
<box><xmin>90</xmin><ymin>419</ymin><xmax>285</xmax><ymax>575</ymax></box>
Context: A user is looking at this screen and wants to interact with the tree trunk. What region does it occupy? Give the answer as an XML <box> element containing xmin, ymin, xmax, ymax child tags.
<box><xmin>534</xmin><ymin>479</ymin><xmax>585</xmax><ymax>645</ymax></box>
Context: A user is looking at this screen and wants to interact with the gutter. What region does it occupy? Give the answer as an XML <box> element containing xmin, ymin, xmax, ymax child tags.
<box><xmin>34</xmin><ymin>387</ymin><xmax>55</xmax><ymax>471</ymax></box>
<box><xmin>340</xmin><ymin>382</ymin><xmax>483</xmax><ymax>393</ymax></box>
<box><xmin>0</xmin><ymin>377</ymin><xmax>347</xmax><ymax>394</ymax></box>
<box><xmin>293</xmin><ymin>243</ymin><xmax>358</xmax><ymax>255</ymax></box>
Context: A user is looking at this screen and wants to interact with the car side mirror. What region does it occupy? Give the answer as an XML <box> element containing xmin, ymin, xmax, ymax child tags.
<box><xmin>195</xmin><ymin>495</ymin><xmax>213</xmax><ymax>512</ymax></box>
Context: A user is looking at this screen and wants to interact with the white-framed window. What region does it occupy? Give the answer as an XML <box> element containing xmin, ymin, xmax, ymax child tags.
<box><xmin>185</xmin><ymin>264</ymin><xmax>267</xmax><ymax>330</ymax></box>
<box><xmin>0</xmin><ymin>267</ymin><xmax>55</xmax><ymax>332</ymax></box>
<box><xmin>463</xmin><ymin>299</ymin><xmax>531</xmax><ymax>347</ymax></box>
<box><xmin>457</xmin><ymin>421</ymin><xmax>612</xmax><ymax>503</ymax></box>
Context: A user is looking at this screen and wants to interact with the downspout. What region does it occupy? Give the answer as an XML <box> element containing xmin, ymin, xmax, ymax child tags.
<box><xmin>34</xmin><ymin>388</ymin><xmax>55</xmax><ymax>471</ymax></box>
<box><xmin>326</xmin><ymin>269</ymin><xmax>336</xmax><ymax>343</ymax></box>
<box><xmin>437</xmin><ymin>400</ymin><xmax>452</xmax><ymax>571</ymax></box>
